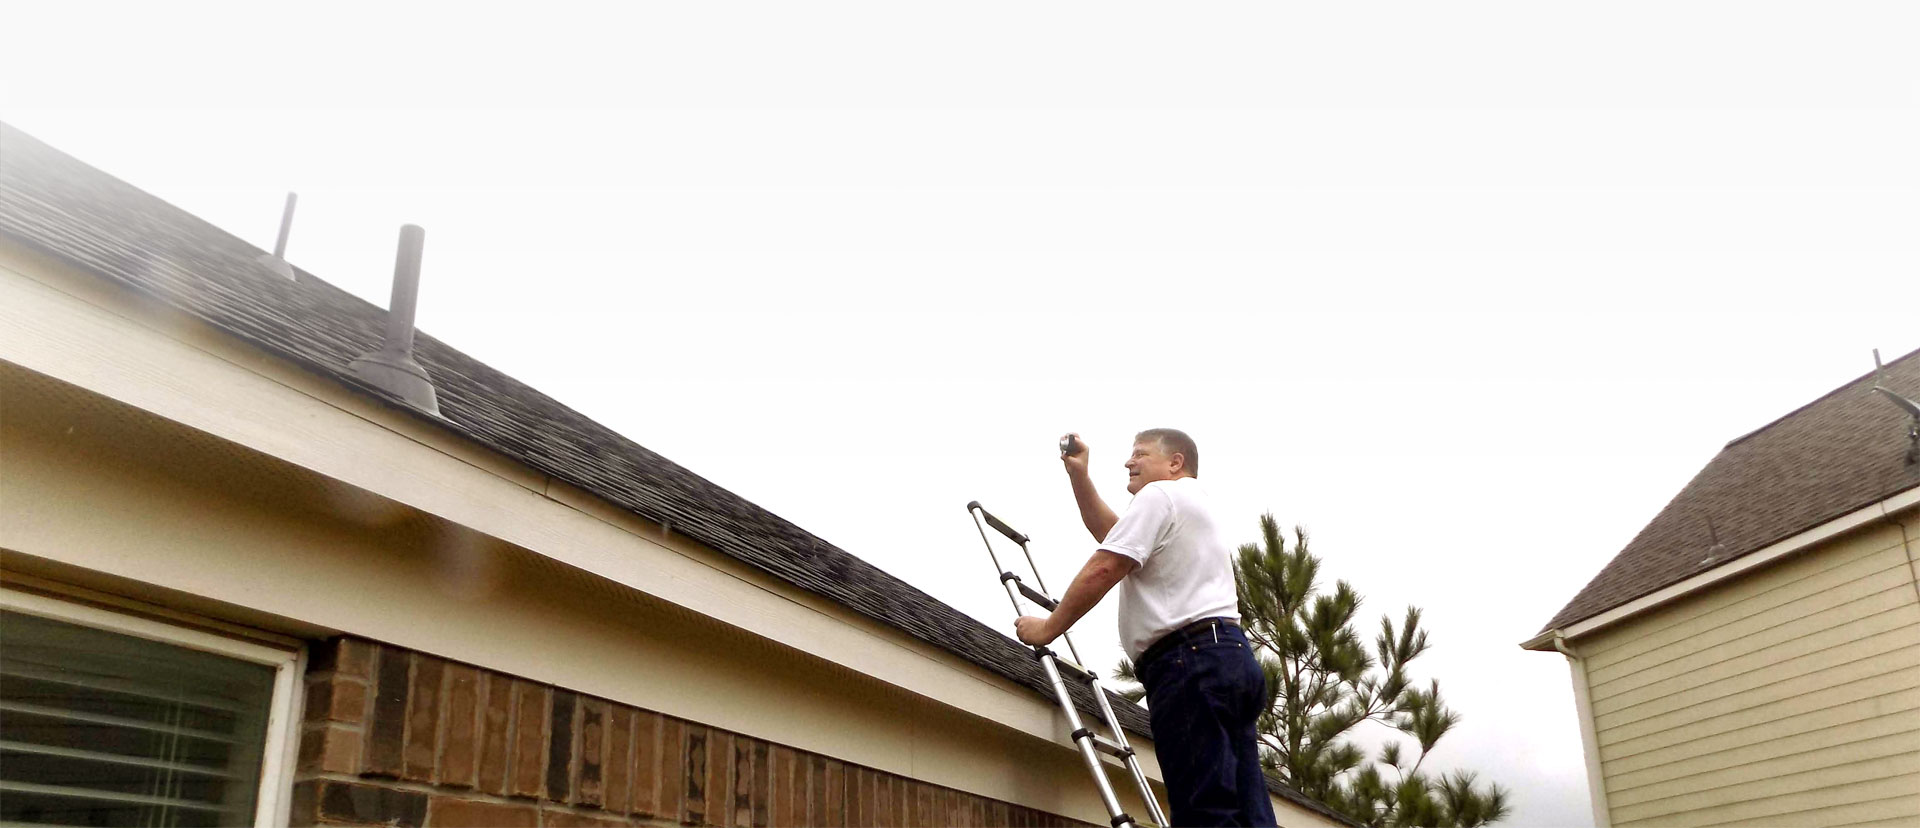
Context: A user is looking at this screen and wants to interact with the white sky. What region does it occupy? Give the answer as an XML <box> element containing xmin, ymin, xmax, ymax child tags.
<box><xmin>5</xmin><ymin>3</ymin><xmax>1916</xmax><ymax>824</ymax></box>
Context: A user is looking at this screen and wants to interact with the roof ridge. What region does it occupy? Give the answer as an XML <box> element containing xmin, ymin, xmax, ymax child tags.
<box><xmin>1723</xmin><ymin>343</ymin><xmax>1920</xmax><ymax>449</ymax></box>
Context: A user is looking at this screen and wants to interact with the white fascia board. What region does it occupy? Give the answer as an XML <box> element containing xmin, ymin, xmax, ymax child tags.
<box><xmin>1522</xmin><ymin>484</ymin><xmax>1920</xmax><ymax>651</ymax></box>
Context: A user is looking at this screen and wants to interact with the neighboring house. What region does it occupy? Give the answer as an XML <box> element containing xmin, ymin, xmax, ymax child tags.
<box><xmin>1523</xmin><ymin>350</ymin><xmax>1920</xmax><ymax>826</ymax></box>
<box><xmin>0</xmin><ymin>124</ymin><xmax>1353</xmax><ymax>828</ymax></box>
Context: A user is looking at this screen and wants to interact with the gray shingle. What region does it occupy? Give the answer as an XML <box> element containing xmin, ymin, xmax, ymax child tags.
<box><xmin>0</xmin><ymin>121</ymin><xmax>1128</xmax><ymax>721</ymax></box>
<box><xmin>1539</xmin><ymin>347</ymin><xmax>1920</xmax><ymax>634</ymax></box>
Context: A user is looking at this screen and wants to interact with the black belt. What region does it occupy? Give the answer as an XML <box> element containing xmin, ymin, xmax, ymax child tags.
<box><xmin>1138</xmin><ymin>616</ymin><xmax>1240</xmax><ymax>669</ymax></box>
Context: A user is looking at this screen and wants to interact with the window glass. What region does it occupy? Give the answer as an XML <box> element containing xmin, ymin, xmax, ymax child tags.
<box><xmin>1</xmin><ymin>609</ymin><xmax>275</xmax><ymax>827</ymax></box>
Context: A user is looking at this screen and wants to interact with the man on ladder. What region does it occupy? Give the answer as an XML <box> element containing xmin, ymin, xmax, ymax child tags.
<box><xmin>1014</xmin><ymin>429</ymin><xmax>1276</xmax><ymax>828</ymax></box>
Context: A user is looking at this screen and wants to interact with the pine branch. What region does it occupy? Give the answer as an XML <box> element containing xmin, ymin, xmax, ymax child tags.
<box><xmin>1234</xmin><ymin>512</ymin><xmax>1507</xmax><ymax>825</ymax></box>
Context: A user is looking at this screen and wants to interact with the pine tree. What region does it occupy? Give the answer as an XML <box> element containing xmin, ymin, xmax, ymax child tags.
<box><xmin>1112</xmin><ymin>514</ymin><xmax>1509</xmax><ymax>827</ymax></box>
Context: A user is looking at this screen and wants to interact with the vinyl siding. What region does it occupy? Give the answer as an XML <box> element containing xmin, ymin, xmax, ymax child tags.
<box><xmin>1574</xmin><ymin>520</ymin><xmax>1920</xmax><ymax>827</ymax></box>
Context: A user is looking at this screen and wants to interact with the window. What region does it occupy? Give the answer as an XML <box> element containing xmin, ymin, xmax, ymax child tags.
<box><xmin>0</xmin><ymin>589</ymin><xmax>299</xmax><ymax>827</ymax></box>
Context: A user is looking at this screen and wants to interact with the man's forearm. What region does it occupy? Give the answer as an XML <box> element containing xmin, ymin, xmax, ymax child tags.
<box><xmin>1043</xmin><ymin>551</ymin><xmax>1133</xmax><ymax>640</ymax></box>
<box><xmin>1068</xmin><ymin>468</ymin><xmax>1119</xmax><ymax>541</ymax></box>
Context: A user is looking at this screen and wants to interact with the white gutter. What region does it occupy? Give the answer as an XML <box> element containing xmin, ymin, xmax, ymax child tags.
<box><xmin>1521</xmin><ymin>484</ymin><xmax>1920</xmax><ymax>652</ymax></box>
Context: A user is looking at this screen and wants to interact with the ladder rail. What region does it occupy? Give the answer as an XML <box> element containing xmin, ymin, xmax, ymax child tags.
<box><xmin>967</xmin><ymin>501</ymin><xmax>1168</xmax><ymax>828</ymax></box>
<box><xmin>1087</xmin><ymin>675</ymin><xmax>1169</xmax><ymax>827</ymax></box>
<box><xmin>1038</xmin><ymin>654</ymin><xmax>1134</xmax><ymax>825</ymax></box>
<box><xmin>1014</xmin><ymin>530</ymin><xmax>1090</xmax><ymax>667</ymax></box>
<box><xmin>973</xmin><ymin>503</ymin><xmax>1092</xmax><ymax>666</ymax></box>
<box><xmin>971</xmin><ymin>509</ymin><xmax>1028</xmax><ymax>619</ymax></box>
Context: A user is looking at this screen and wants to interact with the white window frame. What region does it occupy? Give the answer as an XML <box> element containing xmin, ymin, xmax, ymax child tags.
<box><xmin>0</xmin><ymin>586</ymin><xmax>305</xmax><ymax>827</ymax></box>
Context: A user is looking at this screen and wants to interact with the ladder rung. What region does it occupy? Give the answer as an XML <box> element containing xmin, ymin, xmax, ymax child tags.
<box><xmin>1050</xmin><ymin>655</ymin><xmax>1095</xmax><ymax>684</ymax></box>
<box><xmin>1069</xmin><ymin>728</ymin><xmax>1133</xmax><ymax>759</ymax></box>
<box><xmin>999</xmin><ymin>572</ymin><xmax>1060</xmax><ymax>611</ymax></box>
<box><xmin>1016</xmin><ymin>581</ymin><xmax>1058</xmax><ymax>611</ymax></box>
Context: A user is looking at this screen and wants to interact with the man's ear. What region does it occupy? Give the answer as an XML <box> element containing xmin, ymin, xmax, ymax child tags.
<box><xmin>1169</xmin><ymin>453</ymin><xmax>1187</xmax><ymax>475</ymax></box>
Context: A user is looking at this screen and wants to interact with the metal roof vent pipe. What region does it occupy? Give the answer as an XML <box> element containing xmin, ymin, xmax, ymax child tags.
<box><xmin>256</xmin><ymin>192</ymin><xmax>298</xmax><ymax>279</ymax></box>
<box><xmin>348</xmin><ymin>224</ymin><xmax>441</xmax><ymax>417</ymax></box>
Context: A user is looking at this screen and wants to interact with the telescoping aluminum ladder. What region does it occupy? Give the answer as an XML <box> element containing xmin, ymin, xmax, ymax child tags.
<box><xmin>967</xmin><ymin>501</ymin><xmax>1168</xmax><ymax>828</ymax></box>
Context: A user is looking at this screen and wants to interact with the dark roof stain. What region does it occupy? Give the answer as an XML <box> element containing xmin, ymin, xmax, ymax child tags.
<box><xmin>1538</xmin><ymin>347</ymin><xmax>1920</xmax><ymax>635</ymax></box>
<box><xmin>0</xmin><ymin>122</ymin><xmax>1350</xmax><ymax>821</ymax></box>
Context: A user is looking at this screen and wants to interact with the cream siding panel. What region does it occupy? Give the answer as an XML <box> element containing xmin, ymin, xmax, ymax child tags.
<box><xmin>1608</xmin><ymin>727</ymin><xmax>1920</xmax><ymax>808</ymax></box>
<box><xmin>1599</xmin><ymin>669</ymin><xmax>1920</xmax><ymax>762</ymax></box>
<box><xmin>1593</xmin><ymin>620</ymin><xmax>1920</xmax><ymax>736</ymax></box>
<box><xmin>1611</xmin><ymin>752</ymin><xmax>1920</xmax><ymax>825</ymax></box>
<box><xmin>1699</xmin><ymin>791</ymin><xmax>1920</xmax><ymax>828</ymax></box>
<box><xmin>1580</xmin><ymin>525</ymin><xmax>1905</xmax><ymax>671</ymax></box>
<box><xmin>1666</xmin><ymin>777</ymin><xmax>1920</xmax><ymax>828</ymax></box>
<box><xmin>1605</xmin><ymin>695</ymin><xmax>1920</xmax><ymax>778</ymax></box>
<box><xmin>1591</xmin><ymin>587</ymin><xmax>1918</xmax><ymax>715</ymax></box>
<box><xmin>1837</xmin><ymin>805</ymin><xmax>1920</xmax><ymax>828</ymax></box>
<box><xmin>1586</xmin><ymin>550</ymin><xmax>1915</xmax><ymax>688</ymax></box>
<box><xmin>1576</xmin><ymin>522</ymin><xmax>1920</xmax><ymax>828</ymax></box>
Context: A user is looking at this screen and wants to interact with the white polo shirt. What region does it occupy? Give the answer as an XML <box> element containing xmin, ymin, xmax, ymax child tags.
<box><xmin>1097</xmin><ymin>477</ymin><xmax>1242</xmax><ymax>662</ymax></box>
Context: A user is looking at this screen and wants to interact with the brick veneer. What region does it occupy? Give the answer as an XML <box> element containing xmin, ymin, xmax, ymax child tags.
<box><xmin>293</xmin><ymin>637</ymin><xmax>1090</xmax><ymax>828</ymax></box>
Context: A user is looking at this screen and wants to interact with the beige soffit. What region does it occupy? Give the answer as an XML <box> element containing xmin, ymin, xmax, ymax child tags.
<box><xmin>1522</xmin><ymin>485</ymin><xmax>1920</xmax><ymax>651</ymax></box>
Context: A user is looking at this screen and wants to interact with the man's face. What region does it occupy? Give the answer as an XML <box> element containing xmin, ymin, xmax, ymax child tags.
<box><xmin>1125</xmin><ymin>439</ymin><xmax>1182</xmax><ymax>494</ymax></box>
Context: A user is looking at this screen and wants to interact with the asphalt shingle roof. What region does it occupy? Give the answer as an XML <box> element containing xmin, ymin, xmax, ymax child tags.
<box><xmin>1538</xmin><ymin>347</ymin><xmax>1920</xmax><ymax>635</ymax></box>
<box><xmin>0</xmin><ymin>120</ymin><xmax>1132</xmax><ymax>720</ymax></box>
<box><xmin>0</xmin><ymin>123</ymin><xmax>1355</xmax><ymax>823</ymax></box>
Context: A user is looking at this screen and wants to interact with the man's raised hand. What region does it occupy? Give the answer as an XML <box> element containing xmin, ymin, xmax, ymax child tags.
<box><xmin>1060</xmin><ymin>432</ymin><xmax>1089</xmax><ymax>476</ymax></box>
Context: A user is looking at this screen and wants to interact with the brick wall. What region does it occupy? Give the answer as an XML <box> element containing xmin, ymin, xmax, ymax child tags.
<box><xmin>293</xmin><ymin>637</ymin><xmax>1091</xmax><ymax>828</ymax></box>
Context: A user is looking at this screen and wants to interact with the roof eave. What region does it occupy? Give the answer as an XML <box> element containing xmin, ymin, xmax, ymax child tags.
<box><xmin>1518</xmin><ymin>629</ymin><xmax>1562</xmax><ymax>652</ymax></box>
<box><xmin>1523</xmin><ymin>483</ymin><xmax>1920</xmax><ymax>650</ymax></box>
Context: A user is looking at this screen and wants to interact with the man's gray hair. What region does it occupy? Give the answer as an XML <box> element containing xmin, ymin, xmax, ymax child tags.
<box><xmin>1135</xmin><ymin>428</ymin><xmax>1199</xmax><ymax>476</ymax></box>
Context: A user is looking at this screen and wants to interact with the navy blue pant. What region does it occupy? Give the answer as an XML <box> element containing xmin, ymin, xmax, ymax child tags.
<box><xmin>1136</xmin><ymin>623</ymin><xmax>1276</xmax><ymax>827</ymax></box>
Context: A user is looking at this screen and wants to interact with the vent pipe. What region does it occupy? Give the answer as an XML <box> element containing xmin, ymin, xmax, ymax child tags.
<box><xmin>348</xmin><ymin>224</ymin><xmax>441</xmax><ymax>417</ymax></box>
<box><xmin>1699</xmin><ymin>514</ymin><xmax>1726</xmax><ymax>564</ymax></box>
<box><xmin>256</xmin><ymin>192</ymin><xmax>298</xmax><ymax>279</ymax></box>
<box><xmin>1869</xmin><ymin>349</ymin><xmax>1919</xmax><ymax>465</ymax></box>
<box><xmin>272</xmin><ymin>192</ymin><xmax>297</xmax><ymax>258</ymax></box>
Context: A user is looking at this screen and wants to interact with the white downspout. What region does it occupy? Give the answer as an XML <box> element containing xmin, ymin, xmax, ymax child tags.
<box><xmin>1892</xmin><ymin>510</ymin><xmax>1919</xmax><ymax>609</ymax></box>
<box><xmin>1552</xmin><ymin>635</ymin><xmax>1611</xmax><ymax>828</ymax></box>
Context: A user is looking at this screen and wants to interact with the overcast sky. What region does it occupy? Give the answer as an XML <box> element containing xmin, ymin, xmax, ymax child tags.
<box><xmin>5</xmin><ymin>3</ymin><xmax>1917</xmax><ymax>824</ymax></box>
